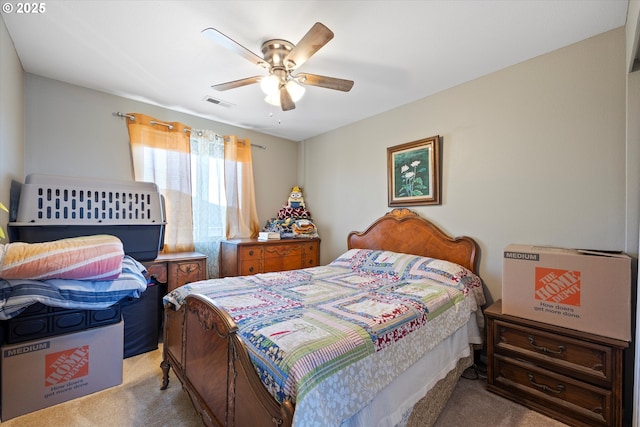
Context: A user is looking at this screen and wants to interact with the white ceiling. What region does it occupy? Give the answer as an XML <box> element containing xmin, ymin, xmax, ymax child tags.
<box><xmin>2</xmin><ymin>1</ymin><xmax>629</xmax><ymax>141</ymax></box>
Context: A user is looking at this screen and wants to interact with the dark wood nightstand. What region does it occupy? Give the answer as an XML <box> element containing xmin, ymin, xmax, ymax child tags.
<box><xmin>486</xmin><ymin>300</ymin><xmax>627</xmax><ymax>427</ymax></box>
<box><xmin>220</xmin><ymin>238</ymin><xmax>320</xmax><ymax>277</ymax></box>
<box><xmin>143</xmin><ymin>252</ymin><xmax>207</xmax><ymax>291</ymax></box>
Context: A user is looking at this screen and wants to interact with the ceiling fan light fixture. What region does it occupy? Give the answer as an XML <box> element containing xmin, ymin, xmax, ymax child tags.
<box><xmin>264</xmin><ymin>93</ymin><xmax>281</xmax><ymax>106</ymax></box>
<box><xmin>260</xmin><ymin>74</ymin><xmax>280</xmax><ymax>95</ymax></box>
<box><xmin>286</xmin><ymin>80</ymin><xmax>305</xmax><ymax>102</ymax></box>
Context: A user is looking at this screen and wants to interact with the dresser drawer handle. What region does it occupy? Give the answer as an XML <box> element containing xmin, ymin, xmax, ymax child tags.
<box><xmin>249</xmin><ymin>250</ymin><xmax>254</xmax><ymax>256</ymax></box>
<box><xmin>528</xmin><ymin>336</ymin><xmax>566</xmax><ymax>355</ymax></box>
<box><xmin>527</xmin><ymin>373</ymin><xmax>565</xmax><ymax>394</ymax></box>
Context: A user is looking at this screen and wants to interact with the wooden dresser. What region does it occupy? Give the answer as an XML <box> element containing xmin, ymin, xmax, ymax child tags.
<box><xmin>486</xmin><ymin>300</ymin><xmax>628</xmax><ymax>427</ymax></box>
<box><xmin>143</xmin><ymin>252</ymin><xmax>207</xmax><ymax>292</ymax></box>
<box><xmin>220</xmin><ymin>238</ymin><xmax>320</xmax><ymax>277</ymax></box>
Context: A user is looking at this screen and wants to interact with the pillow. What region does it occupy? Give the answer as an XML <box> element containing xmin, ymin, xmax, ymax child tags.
<box><xmin>330</xmin><ymin>248</ymin><xmax>483</xmax><ymax>295</ymax></box>
<box><xmin>0</xmin><ymin>234</ymin><xmax>124</xmax><ymax>281</ymax></box>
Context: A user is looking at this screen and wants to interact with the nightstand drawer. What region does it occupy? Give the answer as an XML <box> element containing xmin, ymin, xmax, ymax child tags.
<box><xmin>170</xmin><ymin>261</ymin><xmax>206</xmax><ymax>286</ymax></box>
<box><xmin>493</xmin><ymin>354</ymin><xmax>612</xmax><ymax>426</ymax></box>
<box><xmin>493</xmin><ymin>319</ymin><xmax>614</xmax><ymax>387</ymax></box>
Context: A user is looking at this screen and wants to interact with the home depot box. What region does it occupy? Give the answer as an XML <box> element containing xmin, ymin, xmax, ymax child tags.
<box><xmin>1</xmin><ymin>320</ymin><xmax>123</xmax><ymax>421</ymax></box>
<box><xmin>502</xmin><ymin>244</ymin><xmax>632</xmax><ymax>341</ymax></box>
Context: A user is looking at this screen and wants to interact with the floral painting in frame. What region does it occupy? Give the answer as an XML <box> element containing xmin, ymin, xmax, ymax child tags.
<box><xmin>387</xmin><ymin>136</ymin><xmax>441</xmax><ymax>206</ymax></box>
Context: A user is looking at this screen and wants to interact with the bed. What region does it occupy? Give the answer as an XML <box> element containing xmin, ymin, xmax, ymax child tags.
<box><xmin>160</xmin><ymin>208</ymin><xmax>485</xmax><ymax>427</ymax></box>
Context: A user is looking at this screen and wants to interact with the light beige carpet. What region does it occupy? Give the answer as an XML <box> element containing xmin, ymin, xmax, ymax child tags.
<box><xmin>434</xmin><ymin>369</ymin><xmax>568</xmax><ymax>427</ymax></box>
<box><xmin>0</xmin><ymin>346</ymin><xmax>567</xmax><ymax>426</ymax></box>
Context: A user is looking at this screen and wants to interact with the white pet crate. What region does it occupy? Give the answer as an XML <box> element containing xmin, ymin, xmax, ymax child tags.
<box><xmin>8</xmin><ymin>174</ymin><xmax>166</xmax><ymax>261</ymax></box>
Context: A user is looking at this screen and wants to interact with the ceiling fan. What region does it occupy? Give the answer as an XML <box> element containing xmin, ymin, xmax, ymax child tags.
<box><xmin>202</xmin><ymin>22</ymin><xmax>354</xmax><ymax>111</ymax></box>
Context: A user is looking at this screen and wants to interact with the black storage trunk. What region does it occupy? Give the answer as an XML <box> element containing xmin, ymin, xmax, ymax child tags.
<box><xmin>3</xmin><ymin>303</ymin><xmax>121</xmax><ymax>344</ymax></box>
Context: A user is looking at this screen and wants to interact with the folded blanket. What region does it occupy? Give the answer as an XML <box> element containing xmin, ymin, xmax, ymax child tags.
<box><xmin>292</xmin><ymin>219</ymin><xmax>319</xmax><ymax>238</ymax></box>
<box><xmin>0</xmin><ymin>235</ymin><xmax>124</xmax><ymax>281</ymax></box>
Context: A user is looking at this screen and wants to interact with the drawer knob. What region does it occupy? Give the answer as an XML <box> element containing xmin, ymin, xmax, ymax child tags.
<box><xmin>528</xmin><ymin>336</ymin><xmax>566</xmax><ymax>355</ymax></box>
<box><xmin>527</xmin><ymin>373</ymin><xmax>565</xmax><ymax>395</ymax></box>
<box><xmin>249</xmin><ymin>266</ymin><xmax>254</xmax><ymax>273</ymax></box>
<box><xmin>249</xmin><ymin>250</ymin><xmax>254</xmax><ymax>256</ymax></box>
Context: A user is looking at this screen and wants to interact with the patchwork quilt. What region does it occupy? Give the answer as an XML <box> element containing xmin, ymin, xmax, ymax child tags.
<box><xmin>164</xmin><ymin>249</ymin><xmax>485</xmax><ymax>426</ymax></box>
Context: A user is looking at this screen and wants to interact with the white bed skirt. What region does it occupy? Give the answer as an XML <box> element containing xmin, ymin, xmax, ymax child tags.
<box><xmin>341</xmin><ymin>314</ymin><xmax>481</xmax><ymax>427</ymax></box>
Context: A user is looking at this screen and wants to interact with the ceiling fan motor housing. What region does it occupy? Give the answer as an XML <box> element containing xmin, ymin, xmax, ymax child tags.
<box><xmin>261</xmin><ymin>39</ymin><xmax>295</xmax><ymax>70</ymax></box>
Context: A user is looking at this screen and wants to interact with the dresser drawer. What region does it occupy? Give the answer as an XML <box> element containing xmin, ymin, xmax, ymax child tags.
<box><xmin>263</xmin><ymin>243</ymin><xmax>302</xmax><ymax>259</ymax></box>
<box><xmin>239</xmin><ymin>246</ymin><xmax>264</xmax><ymax>260</ymax></box>
<box><xmin>263</xmin><ymin>256</ymin><xmax>303</xmax><ymax>272</ymax></box>
<box><xmin>239</xmin><ymin>260</ymin><xmax>261</xmax><ymax>275</ymax></box>
<box><xmin>493</xmin><ymin>319</ymin><xmax>614</xmax><ymax>387</ymax></box>
<box><xmin>493</xmin><ymin>354</ymin><xmax>613</xmax><ymax>426</ymax></box>
<box><xmin>303</xmin><ymin>242</ymin><xmax>319</xmax><ymax>267</ymax></box>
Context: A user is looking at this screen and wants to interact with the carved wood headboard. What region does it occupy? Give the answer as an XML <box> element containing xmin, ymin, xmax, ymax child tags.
<box><xmin>347</xmin><ymin>208</ymin><xmax>478</xmax><ymax>273</ymax></box>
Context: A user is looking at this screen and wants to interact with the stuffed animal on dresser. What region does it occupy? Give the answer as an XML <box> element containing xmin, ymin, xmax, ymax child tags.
<box><xmin>287</xmin><ymin>186</ymin><xmax>305</xmax><ymax>209</ymax></box>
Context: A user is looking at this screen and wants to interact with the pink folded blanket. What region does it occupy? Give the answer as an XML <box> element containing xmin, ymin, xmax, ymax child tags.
<box><xmin>0</xmin><ymin>235</ymin><xmax>124</xmax><ymax>280</ymax></box>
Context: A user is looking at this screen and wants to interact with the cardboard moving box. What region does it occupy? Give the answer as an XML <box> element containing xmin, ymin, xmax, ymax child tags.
<box><xmin>502</xmin><ymin>244</ymin><xmax>632</xmax><ymax>341</ymax></box>
<box><xmin>1</xmin><ymin>320</ymin><xmax>123</xmax><ymax>421</ymax></box>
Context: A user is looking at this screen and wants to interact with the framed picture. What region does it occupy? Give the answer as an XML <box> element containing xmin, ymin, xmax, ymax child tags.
<box><xmin>387</xmin><ymin>136</ymin><xmax>441</xmax><ymax>206</ymax></box>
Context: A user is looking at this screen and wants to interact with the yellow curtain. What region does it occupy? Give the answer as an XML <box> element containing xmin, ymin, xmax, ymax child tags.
<box><xmin>224</xmin><ymin>135</ymin><xmax>260</xmax><ymax>238</ymax></box>
<box><xmin>126</xmin><ymin>113</ymin><xmax>195</xmax><ymax>253</ymax></box>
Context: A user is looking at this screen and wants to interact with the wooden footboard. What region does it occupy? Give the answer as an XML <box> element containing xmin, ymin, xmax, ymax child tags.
<box><xmin>161</xmin><ymin>294</ymin><xmax>294</xmax><ymax>427</ymax></box>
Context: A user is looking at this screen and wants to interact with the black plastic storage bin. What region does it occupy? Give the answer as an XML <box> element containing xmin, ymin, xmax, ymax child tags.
<box><xmin>120</xmin><ymin>282</ymin><xmax>165</xmax><ymax>358</ymax></box>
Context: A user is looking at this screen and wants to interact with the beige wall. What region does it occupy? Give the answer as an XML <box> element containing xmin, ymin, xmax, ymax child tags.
<box><xmin>303</xmin><ymin>28</ymin><xmax>627</xmax><ymax>304</ymax></box>
<box><xmin>0</xmin><ymin>15</ymin><xmax>25</xmax><ymax>229</ymax></box>
<box><xmin>22</xmin><ymin>74</ymin><xmax>299</xmax><ymax>227</ymax></box>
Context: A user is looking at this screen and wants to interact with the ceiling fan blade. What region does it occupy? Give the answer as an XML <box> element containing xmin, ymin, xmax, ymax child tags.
<box><xmin>296</xmin><ymin>73</ymin><xmax>354</xmax><ymax>92</ymax></box>
<box><xmin>202</xmin><ymin>28</ymin><xmax>268</xmax><ymax>68</ymax></box>
<box><xmin>212</xmin><ymin>76</ymin><xmax>262</xmax><ymax>91</ymax></box>
<box><xmin>280</xmin><ymin>86</ymin><xmax>295</xmax><ymax>111</ymax></box>
<box><xmin>284</xmin><ymin>22</ymin><xmax>334</xmax><ymax>70</ymax></box>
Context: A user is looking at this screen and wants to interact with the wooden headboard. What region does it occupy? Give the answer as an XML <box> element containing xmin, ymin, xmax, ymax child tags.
<box><xmin>347</xmin><ymin>208</ymin><xmax>478</xmax><ymax>273</ymax></box>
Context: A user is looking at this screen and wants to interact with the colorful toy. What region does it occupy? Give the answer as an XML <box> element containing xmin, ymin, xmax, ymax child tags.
<box><xmin>287</xmin><ymin>186</ymin><xmax>305</xmax><ymax>208</ymax></box>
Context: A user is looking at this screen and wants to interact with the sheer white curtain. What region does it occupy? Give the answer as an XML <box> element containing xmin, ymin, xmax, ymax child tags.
<box><xmin>190</xmin><ymin>130</ymin><xmax>226</xmax><ymax>278</ymax></box>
